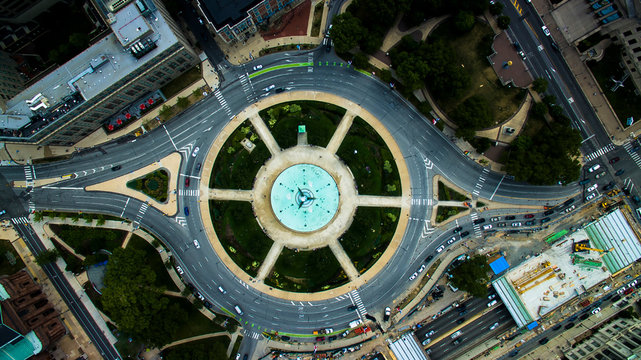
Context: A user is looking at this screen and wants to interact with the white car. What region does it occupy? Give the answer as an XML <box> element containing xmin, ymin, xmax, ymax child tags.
<box><xmin>436</xmin><ymin>245</ymin><xmax>445</xmax><ymax>253</ymax></box>
<box><xmin>488</xmin><ymin>294</ymin><xmax>496</xmax><ymax>300</ymax></box>
<box><xmin>264</xmin><ymin>84</ymin><xmax>275</xmax><ymax>92</ymax></box>
<box><xmin>253</xmin><ymin>65</ymin><xmax>263</xmax><ymax>71</ymax></box>
<box><xmin>587</xmin><ymin>184</ymin><xmax>598</xmax><ymax>192</ymax></box>
<box><xmin>588</xmin><ymin>164</ymin><xmax>601</xmax><ymax>172</ymax></box>
<box><xmin>447</xmin><ymin>236</ymin><xmax>456</xmax><ymax>245</ymax></box>
<box><xmin>175</xmin><ymin>266</ymin><xmax>184</xmax><ymax>275</ymax></box>
<box><xmin>417</xmin><ymin>264</ymin><xmax>426</xmax><ymax>273</ymax></box>
<box><xmin>422</xmin><ymin>338</ymin><xmax>432</xmax><ymax>346</ymax></box>
<box><xmin>591</xmin><ymin>307</ymin><xmax>601</xmax><ymax>315</ymax></box>
<box><xmin>192</xmin><ymin>146</ymin><xmax>200</xmax><ymax>157</ymax></box>
<box><xmin>409</xmin><ymin>272</ymin><xmax>418</xmax><ymax>281</ymax></box>
<box><xmin>218</xmin><ymin>286</ymin><xmax>227</xmax><ymax>294</ymax></box>
<box><xmin>512</xmin><ymin>222</ymin><xmax>522</xmax><ymax>227</ymax></box>
<box><xmin>490</xmin><ymin>322</ymin><xmax>499</xmax><ymax>330</ymax></box>
<box><xmin>0</xmin><ymin>210</ymin><xmax>5</xmax><ymax>216</ymax></box>
<box><xmin>542</xmin><ymin>25</ymin><xmax>551</xmax><ymax>36</ymax></box>
<box><xmin>565</xmin><ymin>205</ymin><xmax>576</xmax><ymax>213</ymax></box>
<box><xmin>586</xmin><ymin>193</ymin><xmax>597</xmax><ymax>201</ymax></box>
<box><xmin>490</xmin><ymin>217</ymin><xmax>501</xmax><ymax>222</ymax></box>
<box><xmin>518</xmin><ymin>51</ymin><xmax>526</xmax><ymax>60</ymax></box>
<box><xmin>595</xmin><ymin>171</ymin><xmax>606</xmax><ymax>179</ymax></box>
<box><xmin>193</xmin><ymin>239</ymin><xmax>201</xmax><ymax>249</ymax></box>
<box><xmin>487</xmin><ymin>300</ymin><xmax>498</xmax><ymax>307</ymax></box>
<box><xmin>427</xmin><ymin>330</ymin><xmax>435</xmax><ymax>337</ymax></box>
<box><xmin>482</xmin><ymin>224</ymin><xmax>493</xmax><ymax>230</ymax></box>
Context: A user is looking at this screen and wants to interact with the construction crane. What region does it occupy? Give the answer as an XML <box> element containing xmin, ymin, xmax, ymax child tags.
<box><xmin>574</xmin><ymin>243</ymin><xmax>614</xmax><ymax>255</ymax></box>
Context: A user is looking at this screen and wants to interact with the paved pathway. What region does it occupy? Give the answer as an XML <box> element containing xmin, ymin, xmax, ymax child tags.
<box><xmin>256</xmin><ymin>243</ymin><xmax>283</xmax><ymax>281</ymax></box>
<box><xmin>248</xmin><ymin>111</ymin><xmax>281</xmax><ymax>155</ymax></box>
<box><xmin>357</xmin><ymin>195</ymin><xmax>403</xmax><ymax>207</ymax></box>
<box><xmin>208</xmin><ymin>188</ymin><xmax>253</xmax><ymax>201</ymax></box>
<box><xmin>160</xmin><ymin>332</ymin><xmax>231</xmax><ymax>351</ymax></box>
<box><xmin>328</xmin><ymin>239</ymin><xmax>360</xmax><ymax>279</ymax></box>
<box><xmin>326</xmin><ymin>111</ymin><xmax>355</xmax><ymax>153</ymax></box>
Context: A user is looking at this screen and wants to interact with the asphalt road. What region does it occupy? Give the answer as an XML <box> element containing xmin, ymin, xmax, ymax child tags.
<box><xmin>0</xmin><ymin>46</ymin><xmax>586</xmax><ymax>338</ymax></box>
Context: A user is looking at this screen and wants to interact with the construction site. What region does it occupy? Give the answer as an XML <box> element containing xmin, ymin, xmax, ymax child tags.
<box><xmin>492</xmin><ymin>209</ymin><xmax>641</xmax><ymax>329</ymax></box>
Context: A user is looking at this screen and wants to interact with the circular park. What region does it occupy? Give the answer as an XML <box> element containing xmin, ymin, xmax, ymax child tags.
<box><xmin>203</xmin><ymin>95</ymin><xmax>408</xmax><ymax>294</ymax></box>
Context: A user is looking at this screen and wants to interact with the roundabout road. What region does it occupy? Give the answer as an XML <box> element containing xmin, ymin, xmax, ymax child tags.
<box><xmin>0</xmin><ymin>48</ymin><xmax>579</xmax><ymax>336</ymax></box>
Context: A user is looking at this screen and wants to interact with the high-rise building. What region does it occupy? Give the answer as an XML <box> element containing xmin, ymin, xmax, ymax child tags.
<box><xmin>196</xmin><ymin>0</ymin><xmax>302</xmax><ymax>43</ymax></box>
<box><xmin>565</xmin><ymin>317</ymin><xmax>641</xmax><ymax>360</ymax></box>
<box><xmin>0</xmin><ymin>51</ymin><xmax>25</xmax><ymax>112</ymax></box>
<box><xmin>0</xmin><ymin>0</ymin><xmax>198</xmax><ymax>145</ymax></box>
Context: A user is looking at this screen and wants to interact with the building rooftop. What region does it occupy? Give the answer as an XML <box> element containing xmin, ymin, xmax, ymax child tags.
<box><xmin>584</xmin><ymin>209</ymin><xmax>641</xmax><ymax>274</ymax></box>
<box><xmin>388</xmin><ymin>333</ymin><xmax>427</xmax><ymax>360</ymax></box>
<box><xmin>199</xmin><ymin>0</ymin><xmax>256</xmax><ymax>29</ymax></box>
<box><xmin>1</xmin><ymin>0</ymin><xmax>179</xmax><ymax>139</ymax></box>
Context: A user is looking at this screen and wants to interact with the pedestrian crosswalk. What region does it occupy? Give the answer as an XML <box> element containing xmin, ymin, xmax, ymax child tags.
<box><xmin>27</xmin><ymin>201</ymin><xmax>35</xmax><ymax>213</ymax></box>
<box><xmin>624</xmin><ymin>141</ymin><xmax>641</xmax><ymax>169</ymax></box>
<box><xmin>178</xmin><ymin>189</ymin><xmax>199</xmax><ymax>197</ymax></box>
<box><xmin>214</xmin><ymin>89</ymin><xmax>232</xmax><ymax>119</ymax></box>
<box><xmin>470</xmin><ymin>213</ymin><xmax>482</xmax><ymax>238</ymax></box>
<box><xmin>349</xmin><ymin>290</ymin><xmax>367</xmax><ymax>317</ymax></box>
<box><xmin>11</xmin><ymin>217</ymin><xmax>28</xmax><ymax>224</ymax></box>
<box><xmin>132</xmin><ymin>202</ymin><xmax>149</xmax><ymax>228</ymax></box>
<box><xmin>584</xmin><ymin>143</ymin><xmax>616</xmax><ymax>162</ymax></box>
<box><xmin>410</xmin><ymin>198</ymin><xmax>433</xmax><ymax>206</ymax></box>
<box><xmin>23</xmin><ymin>166</ymin><xmax>35</xmax><ymax>186</ymax></box>
<box><xmin>238</xmin><ymin>74</ymin><xmax>255</xmax><ymax>102</ymax></box>
<box><xmin>244</xmin><ymin>330</ymin><xmax>261</xmax><ymax>340</ymax></box>
<box><xmin>472</xmin><ymin>168</ymin><xmax>490</xmax><ymax>197</ymax></box>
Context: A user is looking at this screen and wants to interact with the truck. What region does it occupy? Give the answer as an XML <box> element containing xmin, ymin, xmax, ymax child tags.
<box><xmin>354</xmin><ymin>326</ymin><xmax>371</xmax><ymax>335</ymax></box>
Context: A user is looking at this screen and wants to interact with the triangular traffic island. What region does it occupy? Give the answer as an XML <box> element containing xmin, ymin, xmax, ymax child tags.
<box><xmin>126</xmin><ymin>169</ymin><xmax>170</xmax><ymax>203</ymax></box>
<box><xmin>86</xmin><ymin>152</ymin><xmax>181</xmax><ymax>216</ymax></box>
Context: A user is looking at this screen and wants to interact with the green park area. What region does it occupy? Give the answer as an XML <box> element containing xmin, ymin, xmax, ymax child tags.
<box><xmin>339</xmin><ymin>207</ymin><xmax>400</xmax><ymax>272</ymax></box>
<box><xmin>436</xmin><ymin>207</ymin><xmax>466</xmax><ymax>223</ymax></box>
<box><xmin>126</xmin><ymin>169</ymin><xmax>169</xmax><ymax>202</ymax></box>
<box><xmin>209</xmin><ymin>201</ymin><xmax>272</xmax><ymax>277</ymax></box>
<box><xmin>0</xmin><ymin>241</ymin><xmax>25</xmax><ymax>276</ymax></box>
<box><xmin>49</xmin><ymin>224</ymin><xmax>126</xmax><ymax>256</ymax></box>
<box><xmin>126</xmin><ymin>235</ymin><xmax>178</xmax><ymax>291</ymax></box>
<box><xmin>211</xmin><ymin>119</ymin><xmax>271</xmax><ymax>190</ymax></box>
<box><xmin>162</xmin><ymin>337</ymin><xmax>231</xmax><ymax>360</ymax></box>
<box><xmin>337</xmin><ymin>117</ymin><xmax>401</xmax><ymax>196</ymax></box>
<box><xmin>258</xmin><ymin>101</ymin><xmax>345</xmax><ymax>149</ymax></box>
<box><xmin>264</xmin><ymin>246</ymin><xmax>347</xmax><ymax>292</ymax></box>
<box><xmin>587</xmin><ymin>45</ymin><xmax>641</xmax><ymax>128</ymax></box>
<box><xmin>437</xmin><ymin>181</ymin><xmax>469</xmax><ymax>201</ymax></box>
<box><xmin>430</xmin><ymin>19</ymin><xmax>526</xmax><ymax>132</ymax></box>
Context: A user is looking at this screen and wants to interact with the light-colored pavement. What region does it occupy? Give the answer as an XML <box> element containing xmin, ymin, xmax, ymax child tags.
<box><xmin>86</xmin><ymin>152</ymin><xmax>181</xmax><ymax>217</ymax></box>
<box><xmin>325</xmin><ymin>110</ymin><xmax>355</xmax><ymax>154</ymax></box>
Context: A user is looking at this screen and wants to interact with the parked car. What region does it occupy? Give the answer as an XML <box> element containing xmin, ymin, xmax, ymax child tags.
<box><xmin>609</xmin><ymin>157</ymin><xmax>620</xmax><ymax>164</ymax></box>
<box><xmin>460</xmin><ymin>231</ymin><xmax>470</xmax><ymax>238</ymax></box>
<box><xmin>615</xmin><ymin>169</ymin><xmax>625</xmax><ymax>176</ymax></box>
<box><xmin>525</xmin><ymin>220</ymin><xmax>535</xmax><ymax>226</ymax></box>
<box><xmin>490</xmin><ymin>217</ymin><xmax>501</xmax><ymax>222</ymax></box>
<box><xmin>588</xmin><ymin>164</ymin><xmax>601</xmax><ymax>172</ymax></box>
<box><xmin>193</xmin><ymin>239</ymin><xmax>200</xmax><ymax>249</ymax></box>
<box><xmin>425</xmin><ymin>255</ymin><xmax>433</xmax><ymax>262</ymax></box>
<box><xmin>586</xmin><ymin>193</ymin><xmax>597</xmax><ymax>201</ymax></box>
<box><xmin>512</xmin><ymin>222</ymin><xmax>522</xmax><ymax>227</ymax></box>
<box><xmin>447</xmin><ymin>236</ymin><xmax>456</xmax><ymax>245</ymax></box>
<box><xmin>505</xmin><ymin>215</ymin><xmax>516</xmax><ymax>220</ymax></box>
<box><xmin>175</xmin><ymin>266</ymin><xmax>184</xmax><ymax>275</ymax></box>
<box><xmin>417</xmin><ymin>264</ymin><xmax>426</xmax><ymax>273</ymax></box>
<box><xmin>539</xmin><ymin>337</ymin><xmax>549</xmax><ymax>345</ymax></box>
<box><xmin>436</xmin><ymin>245</ymin><xmax>445</xmax><ymax>253</ymax></box>
<box><xmin>490</xmin><ymin>322</ymin><xmax>499</xmax><ymax>330</ymax></box>
<box><xmin>595</xmin><ymin>171</ymin><xmax>606</xmax><ymax>179</ymax></box>
<box><xmin>487</xmin><ymin>300</ymin><xmax>498</xmax><ymax>307</ymax></box>
<box><xmin>482</xmin><ymin>224</ymin><xmax>493</xmax><ymax>230</ymax></box>
<box><xmin>409</xmin><ymin>272</ymin><xmax>418</xmax><ymax>281</ymax></box>
<box><xmin>384</xmin><ymin>307</ymin><xmax>391</xmax><ymax>321</ymax></box>
<box><xmin>587</xmin><ymin>184</ymin><xmax>598</xmax><ymax>192</ymax></box>
<box><xmin>498</xmin><ymin>222</ymin><xmax>507</xmax><ymax>227</ymax></box>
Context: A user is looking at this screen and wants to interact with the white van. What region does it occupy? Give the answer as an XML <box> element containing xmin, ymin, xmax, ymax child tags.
<box><xmin>349</xmin><ymin>319</ymin><xmax>363</xmax><ymax>328</ymax></box>
<box><xmin>234</xmin><ymin>305</ymin><xmax>243</xmax><ymax>315</ymax></box>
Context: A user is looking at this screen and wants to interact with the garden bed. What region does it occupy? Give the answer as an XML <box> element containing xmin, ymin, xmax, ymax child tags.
<box><xmin>126</xmin><ymin>169</ymin><xmax>170</xmax><ymax>202</ymax></box>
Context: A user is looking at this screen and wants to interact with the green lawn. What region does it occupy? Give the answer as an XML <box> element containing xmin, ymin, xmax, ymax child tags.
<box><xmin>209</xmin><ymin>201</ymin><xmax>272</xmax><ymax>277</ymax></box>
<box><xmin>161</xmin><ymin>66</ymin><xmax>201</xmax><ymax>98</ymax></box>
<box><xmin>431</xmin><ymin>20</ymin><xmax>525</xmax><ymax>125</ymax></box>
<box><xmin>126</xmin><ymin>169</ymin><xmax>169</xmax><ymax>203</ymax></box>
<box><xmin>258</xmin><ymin>101</ymin><xmax>345</xmax><ymax>149</ymax></box>
<box><xmin>436</xmin><ymin>206</ymin><xmax>465</xmax><ymax>223</ymax></box>
<box><xmin>211</xmin><ymin>119</ymin><xmax>271</xmax><ymax>190</ymax></box>
<box><xmin>172</xmin><ymin>297</ymin><xmax>224</xmax><ymax>340</ymax></box>
<box><xmin>437</xmin><ymin>181</ymin><xmax>469</xmax><ymax>201</ymax></box>
<box><xmin>49</xmin><ymin>224</ymin><xmax>126</xmax><ymax>256</ymax></box>
<box><xmin>126</xmin><ymin>235</ymin><xmax>178</xmax><ymax>291</ymax></box>
<box><xmin>339</xmin><ymin>207</ymin><xmax>400</xmax><ymax>271</ymax></box>
<box><xmin>264</xmin><ymin>246</ymin><xmax>347</xmax><ymax>292</ymax></box>
<box><xmin>0</xmin><ymin>241</ymin><xmax>25</xmax><ymax>276</ymax></box>
<box><xmin>587</xmin><ymin>45</ymin><xmax>641</xmax><ymax>128</ymax></box>
<box><xmin>337</xmin><ymin>117</ymin><xmax>401</xmax><ymax>195</ymax></box>
<box><xmin>163</xmin><ymin>337</ymin><xmax>230</xmax><ymax>360</ymax></box>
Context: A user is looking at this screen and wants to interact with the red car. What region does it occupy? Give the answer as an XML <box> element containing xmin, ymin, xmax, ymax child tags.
<box><xmin>315</xmin><ymin>336</ymin><xmax>325</xmax><ymax>342</ymax></box>
<box><xmin>185</xmin><ymin>178</ymin><xmax>190</xmax><ymax>187</ymax></box>
<box><xmin>609</xmin><ymin>157</ymin><xmax>620</xmax><ymax>164</ymax></box>
<box><xmin>524</xmin><ymin>214</ymin><xmax>534</xmax><ymax>219</ymax></box>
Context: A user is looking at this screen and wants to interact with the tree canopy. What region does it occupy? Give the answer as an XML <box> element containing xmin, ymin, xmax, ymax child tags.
<box><xmin>101</xmin><ymin>247</ymin><xmax>185</xmax><ymax>346</ymax></box>
<box><xmin>450</xmin><ymin>255</ymin><xmax>491</xmax><ymax>297</ymax></box>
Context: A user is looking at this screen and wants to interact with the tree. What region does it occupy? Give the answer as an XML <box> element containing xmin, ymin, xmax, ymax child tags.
<box><xmin>165</xmin><ymin>339</ymin><xmax>228</xmax><ymax>360</ymax></box>
<box><xmin>71</xmin><ymin>213</ymin><xmax>80</xmax><ymax>223</ymax></box>
<box><xmin>450</xmin><ymin>255</ymin><xmax>491</xmax><ymax>297</ymax></box>
<box><xmin>33</xmin><ymin>212</ymin><xmax>43</xmax><ymax>222</ymax></box>
<box><xmin>35</xmin><ymin>249</ymin><xmax>60</xmax><ymax>266</ymax></box>
<box><xmin>532</xmin><ymin>78</ymin><xmax>548</xmax><ymax>93</ymax></box>
<box><xmin>159</xmin><ymin>105</ymin><xmax>171</xmax><ymax>117</ymax></box>
<box><xmin>497</xmin><ymin>15</ymin><xmax>511</xmax><ymax>30</ymax></box>
<box><xmin>330</xmin><ymin>13</ymin><xmax>366</xmax><ymax>54</ymax></box>
<box><xmin>489</xmin><ymin>2</ymin><xmax>504</xmax><ymax>16</ymax></box>
<box><xmin>453</xmin><ymin>95</ymin><xmax>493</xmax><ymax>135</ymax></box>
<box><xmin>69</xmin><ymin>33</ymin><xmax>89</xmax><ymax>49</ymax></box>
<box><xmin>352</xmin><ymin>52</ymin><xmax>369</xmax><ymax>69</ymax></box>
<box><xmin>101</xmin><ymin>247</ymin><xmax>184</xmax><ymax>346</ymax></box>
<box><xmin>454</xmin><ymin>11</ymin><xmax>475</xmax><ymax>33</ymax></box>
<box><xmin>531</xmin><ymin>102</ymin><xmax>548</xmax><ymax>118</ymax></box>
<box><xmin>96</xmin><ymin>214</ymin><xmax>105</xmax><ymax>226</ymax></box>
<box><xmin>176</xmin><ymin>96</ymin><xmax>189</xmax><ymax>109</ymax></box>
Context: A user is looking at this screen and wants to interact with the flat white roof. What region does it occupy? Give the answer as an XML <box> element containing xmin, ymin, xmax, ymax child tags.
<box><xmin>584</xmin><ymin>209</ymin><xmax>641</xmax><ymax>273</ymax></box>
<box><xmin>389</xmin><ymin>333</ymin><xmax>427</xmax><ymax>360</ymax></box>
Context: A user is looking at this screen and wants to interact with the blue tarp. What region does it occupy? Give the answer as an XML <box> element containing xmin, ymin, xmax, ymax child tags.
<box><xmin>526</xmin><ymin>321</ymin><xmax>539</xmax><ymax>330</ymax></box>
<box><xmin>489</xmin><ymin>257</ymin><xmax>510</xmax><ymax>275</ymax></box>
